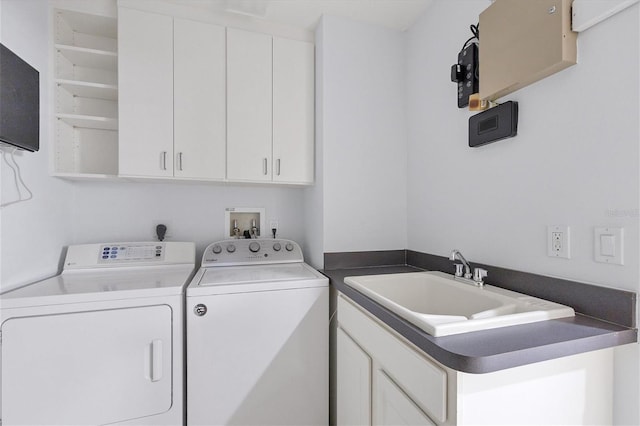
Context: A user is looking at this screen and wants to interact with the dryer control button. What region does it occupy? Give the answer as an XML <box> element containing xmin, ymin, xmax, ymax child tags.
<box><xmin>285</xmin><ymin>243</ymin><xmax>294</xmax><ymax>251</ymax></box>
<box><xmin>212</xmin><ymin>244</ymin><xmax>222</xmax><ymax>254</ymax></box>
<box><xmin>273</xmin><ymin>242</ymin><xmax>282</xmax><ymax>251</ymax></box>
<box><xmin>249</xmin><ymin>242</ymin><xmax>260</xmax><ymax>253</ymax></box>
<box><xmin>226</xmin><ymin>244</ymin><xmax>236</xmax><ymax>253</ymax></box>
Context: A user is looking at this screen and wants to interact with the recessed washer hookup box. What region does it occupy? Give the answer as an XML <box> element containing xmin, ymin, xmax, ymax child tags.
<box><xmin>468</xmin><ymin>101</ymin><xmax>518</xmax><ymax>147</ymax></box>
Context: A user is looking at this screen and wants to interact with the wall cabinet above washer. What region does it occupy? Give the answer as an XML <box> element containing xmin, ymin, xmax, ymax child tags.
<box><xmin>117</xmin><ymin>7</ymin><xmax>314</xmax><ymax>185</ymax></box>
<box><xmin>227</xmin><ymin>28</ymin><xmax>315</xmax><ymax>185</ymax></box>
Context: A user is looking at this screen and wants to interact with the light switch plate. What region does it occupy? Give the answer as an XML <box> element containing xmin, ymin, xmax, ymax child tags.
<box><xmin>594</xmin><ymin>227</ymin><xmax>624</xmax><ymax>265</ymax></box>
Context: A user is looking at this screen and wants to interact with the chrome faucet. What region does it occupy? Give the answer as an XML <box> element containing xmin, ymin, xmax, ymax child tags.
<box><xmin>449</xmin><ymin>249</ymin><xmax>488</xmax><ymax>287</ymax></box>
<box><xmin>450</xmin><ymin>249</ymin><xmax>472</xmax><ymax>279</ymax></box>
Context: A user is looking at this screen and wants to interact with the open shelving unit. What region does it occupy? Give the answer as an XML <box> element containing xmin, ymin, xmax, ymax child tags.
<box><xmin>53</xmin><ymin>8</ymin><xmax>118</xmax><ymax>179</ymax></box>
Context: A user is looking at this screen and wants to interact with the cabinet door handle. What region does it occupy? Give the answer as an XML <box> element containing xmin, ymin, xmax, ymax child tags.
<box><xmin>161</xmin><ymin>151</ymin><xmax>167</xmax><ymax>171</ymax></box>
<box><xmin>276</xmin><ymin>159</ymin><xmax>281</xmax><ymax>176</ymax></box>
<box><xmin>178</xmin><ymin>152</ymin><xmax>183</xmax><ymax>171</ymax></box>
<box><xmin>263</xmin><ymin>158</ymin><xmax>268</xmax><ymax>175</ymax></box>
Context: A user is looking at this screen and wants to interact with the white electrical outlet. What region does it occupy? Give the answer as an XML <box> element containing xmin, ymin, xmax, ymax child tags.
<box><xmin>547</xmin><ymin>225</ymin><xmax>570</xmax><ymax>258</ymax></box>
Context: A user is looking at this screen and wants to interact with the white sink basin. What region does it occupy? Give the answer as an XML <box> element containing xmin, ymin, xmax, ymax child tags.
<box><xmin>344</xmin><ymin>271</ymin><xmax>575</xmax><ymax>337</ymax></box>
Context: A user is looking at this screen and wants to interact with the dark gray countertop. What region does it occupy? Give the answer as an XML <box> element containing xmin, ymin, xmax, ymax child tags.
<box><xmin>323</xmin><ymin>266</ymin><xmax>638</xmax><ymax>374</ymax></box>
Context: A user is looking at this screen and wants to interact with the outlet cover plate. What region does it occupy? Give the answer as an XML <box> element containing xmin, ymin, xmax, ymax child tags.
<box><xmin>548</xmin><ymin>225</ymin><xmax>570</xmax><ymax>259</ymax></box>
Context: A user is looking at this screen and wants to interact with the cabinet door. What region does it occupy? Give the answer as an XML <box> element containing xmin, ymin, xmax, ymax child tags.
<box><xmin>118</xmin><ymin>7</ymin><xmax>173</xmax><ymax>177</ymax></box>
<box><xmin>174</xmin><ymin>18</ymin><xmax>226</xmax><ymax>180</ymax></box>
<box><xmin>273</xmin><ymin>37</ymin><xmax>315</xmax><ymax>184</ymax></box>
<box><xmin>227</xmin><ymin>28</ymin><xmax>272</xmax><ymax>182</ymax></box>
<box><xmin>337</xmin><ymin>327</ymin><xmax>372</xmax><ymax>426</ymax></box>
<box><xmin>375</xmin><ymin>369</ymin><xmax>436</xmax><ymax>426</ymax></box>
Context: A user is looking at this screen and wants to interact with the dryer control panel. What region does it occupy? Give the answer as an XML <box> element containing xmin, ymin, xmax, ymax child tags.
<box><xmin>99</xmin><ymin>244</ymin><xmax>165</xmax><ymax>263</ymax></box>
<box><xmin>64</xmin><ymin>242</ymin><xmax>195</xmax><ymax>269</ymax></box>
<box><xmin>202</xmin><ymin>239</ymin><xmax>303</xmax><ymax>267</ymax></box>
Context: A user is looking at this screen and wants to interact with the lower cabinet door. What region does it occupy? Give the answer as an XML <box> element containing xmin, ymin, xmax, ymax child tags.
<box><xmin>337</xmin><ymin>327</ymin><xmax>372</xmax><ymax>426</ymax></box>
<box><xmin>375</xmin><ymin>369</ymin><xmax>436</xmax><ymax>426</ymax></box>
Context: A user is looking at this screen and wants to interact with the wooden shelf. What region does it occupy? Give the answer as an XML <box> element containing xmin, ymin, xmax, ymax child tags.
<box><xmin>56</xmin><ymin>113</ymin><xmax>118</xmax><ymax>131</ymax></box>
<box><xmin>56</xmin><ymin>79</ymin><xmax>118</xmax><ymax>100</ymax></box>
<box><xmin>56</xmin><ymin>44</ymin><xmax>117</xmax><ymax>70</ymax></box>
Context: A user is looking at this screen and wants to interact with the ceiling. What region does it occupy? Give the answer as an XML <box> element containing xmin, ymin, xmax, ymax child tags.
<box><xmin>167</xmin><ymin>0</ymin><xmax>433</xmax><ymax>32</ymax></box>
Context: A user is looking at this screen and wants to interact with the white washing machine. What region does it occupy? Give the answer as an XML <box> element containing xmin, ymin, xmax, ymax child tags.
<box><xmin>0</xmin><ymin>242</ymin><xmax>195</xmax><ymax>426</ymax></box>
<box><xmin>187</xmin><ymin>239</ymin><xmax>328</xmax><ymax>426</ymax></box>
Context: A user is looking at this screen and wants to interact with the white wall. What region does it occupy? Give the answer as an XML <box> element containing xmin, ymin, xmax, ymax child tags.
<box><xmin>72</xmin><ymin>182</ymin><xmax>306</xmax><ymax>262</ymax></box>
<box><xmin>0</xmin><ymin>0</ymin><xmax>75</xmax><ymax>291</ymax></box>
<box><xmin>405</xmin><ymin>1</ymin><xmax>639</xmax><ymax>423</ymax></box>
<box><xmin>303</xmin><ymin>20</ymin><xmax>325</xmax><ymax>270</ymax></box>
<box><xmin>313</xmin><ymin>15</ymin><xmax>408</xmax><ymax>262</ymax></box>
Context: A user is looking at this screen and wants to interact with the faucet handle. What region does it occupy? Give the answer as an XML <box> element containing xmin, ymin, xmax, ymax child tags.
<box><xmin>454</xmin><ymin>263</ymin><xmax>464</xmax><ymax>277</ymax></box>
<box><xmin>473</xmin><ymin>268</ymin><xmax>488</xmax><ymax>285</ymax></box>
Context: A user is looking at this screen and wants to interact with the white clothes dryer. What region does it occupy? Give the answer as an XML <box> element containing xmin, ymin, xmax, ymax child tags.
<box><xmin>0</xmin><ymin>242</ymin><xmax>195</xmax><ymax>426</ymax></box>
<box><xmin>186</xmin><ymin>239</ymin><xmax>328</xmax><ymax>426</ymax></box>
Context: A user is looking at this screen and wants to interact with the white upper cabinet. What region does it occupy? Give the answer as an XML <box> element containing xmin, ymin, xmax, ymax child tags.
<box><xmin>119</xmin><ymin>9</ymin><xmax>226</xmax><ymax>180</ymax></box>
<box><xmin>174</xmin><ymin>18</ymin><xmax>226</xmax><ymax>180</ymax></box>
<box><xmin>117</xmin><ymin>5</ymin><xmax>314</xmax><ymax>184</ymax></box>
<box><xmin>273</xmin><ymin>37</ymin><xmax>315</xmax><ymax>184</ymax></box>
<box><xmin>118</xmin><ymin>7</ymin><xmax>173</xmax><ymax>178</ymax></box>
<box><xmin>226</xmin><ymin>28</ymin><xmax>273</xmax><ymax>182</ymax></box>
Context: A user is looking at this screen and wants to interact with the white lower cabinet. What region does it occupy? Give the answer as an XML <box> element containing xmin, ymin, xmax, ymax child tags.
<box><xmin>376</xmin><ymin>370</ymin><xmax>436</xmax><ymax>426</ymax></box>
<box><xmin>337</xmin><ymin>328</ymin><xmax>372</xmax><ymax>426</ymax></box>
<box><xmin>337</xmin><ymin>293</ymin><xmax>614</xmax><ymax>426</ymax></box>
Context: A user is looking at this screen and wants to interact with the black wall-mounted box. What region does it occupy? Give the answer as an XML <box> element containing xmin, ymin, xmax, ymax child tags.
<box><xmin>0</xmin><ymin>43</ymin><xmax>40</xmax><ymax>152</ymax></box>
<box><xmin>468</xmin><ymin>101</ymin><xmax>518</xmax><ymax>147</ymax></box>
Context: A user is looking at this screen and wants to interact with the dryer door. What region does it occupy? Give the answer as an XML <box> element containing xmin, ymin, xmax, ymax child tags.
<box><xmin>1</xmin><ymin>305</ymin><xmax>172</xmax><ymax>425</ymax></box>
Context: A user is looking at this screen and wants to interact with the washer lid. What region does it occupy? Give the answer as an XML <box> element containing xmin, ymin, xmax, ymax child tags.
<box><xmin>0</xmin><ymin>265</ymin><xmax>195</xmax><ymax>308</ymax></box>
<box><xmin>188</xmin><ymin>263</ymin><xmax>328</xmax><ymax>295</ymax></box>
<box><xmin>199</xmin><ymin>263</ymin><xmax>320</xmax><ymax>285</ymax></box>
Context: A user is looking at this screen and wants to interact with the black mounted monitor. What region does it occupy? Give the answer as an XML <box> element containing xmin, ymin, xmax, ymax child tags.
<box><xmin>0</xmin><ymin>43</ymin><xmax>40</xmax><ymax>152</ymax></box>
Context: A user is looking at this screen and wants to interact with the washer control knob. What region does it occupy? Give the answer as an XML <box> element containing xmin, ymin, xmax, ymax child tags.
<box><xmin>273</xmin><ymin>242</ymin><xmax>282</xmax><ymax>251</ymax></box>
<box><xmin>249</xmin><ymin>242</ymin><xmax>260</xmax><ymax>253</ymax></box>
<box><xmin>194</xmin><ymin>304</ymin><xmax>207</xmax><ymax>316</ymax></box>
<box><xmin>285</xmin><ymin>243</ymin><xmax>294</xmax><ymax>252</ymax></box>
<box><xmin>212</xmin><ymin>244</ymin><xmax>222</xmax><ymax>254</ymax></box>
<box><xmin>226</xmin><ymin>244</ymin><xmax>236</xmax><ymax>253</ymax></box>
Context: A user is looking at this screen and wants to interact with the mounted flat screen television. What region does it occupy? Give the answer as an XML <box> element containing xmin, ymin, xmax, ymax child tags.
<box><xmin>0</xmin><ymin>43</ymin><xmax>40</xmax><ymax>152</ymax></box>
